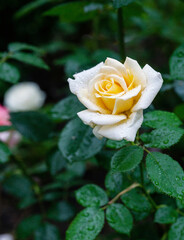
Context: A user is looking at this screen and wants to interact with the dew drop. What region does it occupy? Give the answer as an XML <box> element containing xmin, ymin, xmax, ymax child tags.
<box><xmin>84</xmin><ymin>212</ymin><xmax>89</xmax><ymax>217</ymax></box>
<box><xmin>155</xmin><ymin>181</ymin><xmax>159</xmax><ymax>186</ymax></box>
<box><xmin>176</xmin><ymin>176</ymin><xmax>180</xmax><ymax>181</ymax></box>
<box><xmin>87</xmin><ymin>225</ymin><xmax>95</xmax><ymax>231</ymax></box>
<box><xmin>177</xmin><ymin>194</ymin><xmax>183</xmax><ymax>200</ymax></box>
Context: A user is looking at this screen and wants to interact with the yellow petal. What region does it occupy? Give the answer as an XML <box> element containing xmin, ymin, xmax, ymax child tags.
<box><xmin>112</xmin><ymin>98</ymin><xmax>133</xmax><ymax>114</ymax></box>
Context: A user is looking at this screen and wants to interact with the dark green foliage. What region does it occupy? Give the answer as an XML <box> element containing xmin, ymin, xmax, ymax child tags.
<box><xmin>106</xmin><ymin>203</ymin><xmax>133</xmax><ymax>235</ymax></box>
<box><xmin>11</xmin><ymin>111</ymin><xmax>54</xmax><ymax>142</ymax></box>
<box><xmin>0</xmin><ymin>62</ymin><xmax>20</xmax><ymax>83</ymax></box>
<box><xmin>140</xmin><ymin>127</ymin><xmax>184</xmax><ymax>149</ymax></box>
<box><xmin>143</xmin><ymin>111</ymin><xmax>182</xmax><ymax>129</ymax></box>
<box><xmin>0</xmin><ymin>141</ymin><xmax>11</xmax><ymax>163</ymax></box>
<box><xmin>168</xmin><ymin>217</ymin><xmax>184</xmax><ymax>240</ymax></box>
<box><xmin>66</xmin><ymin>207</ymin><xmax>105</xmax><ymax>240</ymax></box>
<box><xmin>146</xmin><ymin>152</ymin><xmax>184</xmax><ymax>199</ymax></box>
<box><xmin>16</xmin><ymin>215</ymin><xmax>42</xmax><ymax>240</ymax></box>
<box><xmin>154</xmin><ymin>206</ymin><xmax>178</xmax><ymax>224</ymax></box>
<box><xmin>1</xmin><ymin>1</ymin><xmax>184</xmax><ymax>240</ymax></box>
<box><xmin>51</xmin><ymin>95</ymin><xmax>84</xmax><ymax>121</ymax></box>
<box><xmin>47</xmin><ymin>201</ymin><xmax>75</xmax><ymax>222</ymax></box>
<box><xmin>58</xmin><ymin>118</ymin><xmax>105</xmax><ymax>163</ymax></box>
<box><xmin>111</xmin><ymin>145</ymin><xmax>144</xmax><ymax>172</ymax></box>
<box><xmin>75</xmin><ymin>184</ymin><xmax>108</xmax><ymax>207</ymax></box>
<box><xmin>34</xmin><ymin>222</ymin><xmax>61</xmax><ymax>240</ymax></box>
<box><xmin>170</xmin><ymin>44</ymin><xmax>184</xmax><ymax>80</ymax></box>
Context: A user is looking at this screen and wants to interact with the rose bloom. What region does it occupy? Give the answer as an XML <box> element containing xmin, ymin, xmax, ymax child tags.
<box><xmin>68</xmin><ymin>57</ymin><xmax>163</xmax><ymax>141</ymax></box>
<box><xmin>4</xmin><ymin>82</ymin><xmax>46</xmax><ymax>112</ymax></box>
<box><xmin>0</xmin><ymin>105</ymin><xmax>21</xmax><ymax>148</ymax></box>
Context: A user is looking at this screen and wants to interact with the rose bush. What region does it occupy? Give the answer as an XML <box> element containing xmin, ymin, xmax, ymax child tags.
<box><xmin>4</xmin><ymin>82</ymin><xmax>46</xmax><ymax>112</ymax></box>
<box><xmin>68</xmin><ymin>57</ymin><xmax>163</xmax><ymax>141</ymax></box>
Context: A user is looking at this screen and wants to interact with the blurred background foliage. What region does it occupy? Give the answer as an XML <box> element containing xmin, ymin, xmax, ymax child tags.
<box><xmin>0</xmin><ymin>0</ymin><xmax>184</xmax><ymax>239</ymax></box>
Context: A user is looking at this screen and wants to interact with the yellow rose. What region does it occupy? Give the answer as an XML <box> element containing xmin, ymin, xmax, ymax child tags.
<box><xmin>68</xmin><ymin>57</ymin><xmax>163</xmax><ymax>141</ymax></box>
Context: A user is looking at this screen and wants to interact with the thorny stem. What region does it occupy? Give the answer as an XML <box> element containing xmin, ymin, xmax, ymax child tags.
<box><xmin>102</xmin><ymin>182</ymin><xmax>141</xmax><ymax>210</ymax></box>
<box><xmin>117</xmin><ymin>7</ymin><xmax>125</xmax><ymax>60</ymax></box>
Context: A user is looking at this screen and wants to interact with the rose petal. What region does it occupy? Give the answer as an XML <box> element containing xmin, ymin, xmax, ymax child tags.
<box><xmin>77</xmin><ymin>89</ymin><xmax>111</xmax><ymax>114</ymax></box>
<box><xmin>108</xmin><ymin>74</ymin><xmax>128</xmax><ymax>91</ymax></box>
<box><xmin>93</xmin><ymin>126</ymin><xmax>103</xmax><ymax>139</ymax></box>
<box><xmin>105</xmin><ymin>58</ymin><xmax>128</xmax><ymax>77</ymax></box>
<box><xmin>132</xmin><ymin>64</ymin><xmax>163</xmax><ymax>111</ymax></box>
<box><xmin>68</xmin><ymin>62</ymin><xmax>103</xmax><ymax>95</ymax></box>
<box><xmin>112</xmin><ymin>85</ymin><xmax>141</xmax><ymax>114</ymax></box>
<box><xmin>100</xmin><ymin>66</ymin><xmax>122</xmax><ymax>77</ymax></box>
<box><xmin>78</xmin><ymin>109</ymin><xmax>127</xmax><ymax>127</ymax></box>
<box><xmin>96</xmin><ymin>110</ymin><xmax>143</xmax><ymax>141</ymax></box>
<box><xmin>124</xmin><ymin>57</ymin><xmax>147</xmax><ymax>89</ymax></box>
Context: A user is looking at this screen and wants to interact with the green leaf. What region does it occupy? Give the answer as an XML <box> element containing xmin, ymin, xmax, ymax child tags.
<box><xmin>168</xmin><ymin>217</ymin><xmax>184</xmax><ymax>240</ymax></box>
<box><xmin>113</xmin><ymin>0</ymin><xmax>136</xmax><ymax>8</ymax></box>
<box><xmin>8</xmin><ymin>42</ymin><xmax>44</xmax><ymax>54</ymax></box>
<box><xmin>51</xmin><ymin>95</ymin><xmax>84</xmax><ymax>121</ymax></box>
<box><xmin>16</xmin><ymin>215</ymin><xmax>42</xmax><ymax>240</ymax></box>
<box><xmin>66</xmin><ymin>207</ymin><xmax>104</xmax><ymax>240</ymax></box>
<box><xmin>47</xmin><ymin>201</ymin><xmax>75</xmax><ymax>222</ymax></box>
<box><xmin>121</xmin><ymin>188</ymin><xmax>152</xmax><ymax>214</ymax></box>
<box><xmin>58</xmin><ymin>118</ymin><xmax>105</xmax><ymax>163</ymax></box>
<box><xmin>0</xmin><ymin>142</ymin><xmax>11</xmax><ymax>163</ymax></box>
<box><xmin>44</xmin><ymin>2</ymin><xmax>99</xmax><ymax>22</ymax></box>
<box><xmin>143</xmin><ymin>110</ymin><xmax>182</xmax><ymax>129</ymax></box>
<box><xmin>174</xmin><ymin>80</ymin><xmax>184</xmax><ymax>101</ymax></box>
<box><xmin>170</xmin><ymin>44</ymin><xmax>184</xmax><ymax>80</ymax></box>
<box><xmin>75</xmin><ymin>184</ymin><xmax>108</xmax><ymax>207</ymax></box>
<box><xmin>3</xmin><ymin>174</ymin><xmax>34</xmax><ymax>199</ymax></box>
<box><xmin>140</xmin><ymin>127</ymin><xmax>184</xmax><ymax>149</ymax></box>
<box><xmin>174</xmin><ymin>104</ymin><xmax>184</xmax><ymax>121</ymax></box>
<box><xmin>106</xmin><ymin>139</ymin><xmax>128</xmax><ymax>149</ymax></box>
<box><xmin>105</xmin><ymin>171</ymin><xmax>123</xmax><ymax>196</ymax></box>
<box><xmin>106</xmin><ymin>203</ymin><xmax>133</xmax><ymax>235</ymax></box>
<box><xmin>34</xmin><ymin>222</ymin><xmax>60</xmax><ymax>240</ymax></box>
<box><xmin>47</xmin><ymin>150</ymin><xmax>66</xmax><ymax>175</ymax></box>
<box><xmin>67</xmin><ymin>161</ymin><xmax>86</xmax><ymax>177</ymax></box>
<box><xmin>0</xmin><ymin>62</ymin><xmax>20</xmax><ymax>83</ymax></box>
<box><xmin>11</xmin><ymin>111</ymin><xmax>54</xmax><ymax>142</ymax></box>
<box><xmin>15</xmin><ymin>0</ymin><xmax>53</xmax><ymax>18</ymax></box>
<box><xmin>10</xmin><ymin>52</ymin><xmax>49</xmax><ymax>70</ymax></box>
<box><xmin>146</xmin><ymin>152</ymin><xmax>184</xmax><ymax>199</ymax></box>
<box><xmin>111</xmin><ymin>146</ymin><xmax>143</xmax><ymax>172</ymax></box>
<box><xmin>154</xmin><ymin>206</ymin><xmax>178</xmax><ymax>224</ymax></box>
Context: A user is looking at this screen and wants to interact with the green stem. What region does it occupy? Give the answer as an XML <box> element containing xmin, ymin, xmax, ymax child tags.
<box><xmin>102</xmin><ymin>182</ymin><xmax>141</xmax><ymax>210</ymax></box>
<box><xmin>161</xmin><ymin>232</ymin><xmax>168</xmax><ymax>240</ymax></box>
<box><xmin>177</xmin><ymin>209</ymin><xmax>184</xmax><ymax>216</ymax></box>
<box><xmin>12</xmin><ymin>156</ymin><xmax>46</xmax><ymax>219</ymax></box>
<box><xmin>140</xmin><ymin>161</ymin><xmax>144</xmax><ymax>187</ymax></box>
<box><xmin>117</xmin><ymin>7</ymin><xmax>125</xmax><ymax>60</ymax></box>
<box><xmin>92</xmin><ymin>16</ymin><xmax>99</xmax><ymax>50</ymax></box>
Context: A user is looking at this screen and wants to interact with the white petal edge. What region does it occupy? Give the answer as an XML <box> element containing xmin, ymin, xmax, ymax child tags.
<box><xmin>77</xmin><ymin>109</ymin><xmax>127</xmax><ymax>126</ymax></box>
<box><xmin>132</xmin><ymin>64</ymin><xmax>163</xmax><ymax>112</ymax></box>
<box><xmin>68</xmin><ymin>62</ymin><xmax>103</xmax><ymax>95</ymax></box>
<box><xmin>96</xmin><ymin>110</ymin><xmax>143</xmax><ymax>141</ymax></box>
<box><xmin>105</xmin><ymin>58</ymin><xmax>128</xmax><ymax>77</ymax></box>
<box><xmin>99</xmin><ymin>66</ymin><xmax>122</xmax><ymax>77</ymax></box>
<box><xmin>124</xmin><ymin>57</ymin><xmax>147</xmax><ymax>89</ymax></box>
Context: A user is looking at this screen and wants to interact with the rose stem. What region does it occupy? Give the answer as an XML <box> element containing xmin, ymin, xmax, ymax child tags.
<box><xmin>102</xmin><ymin>182</ymin><xmax>141</xmax><ymax>210</ymax></box>
<box><xmin>117</xmin><ymin>7</ymin><xmax>125</xmax><ymax>60</ymax></box>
